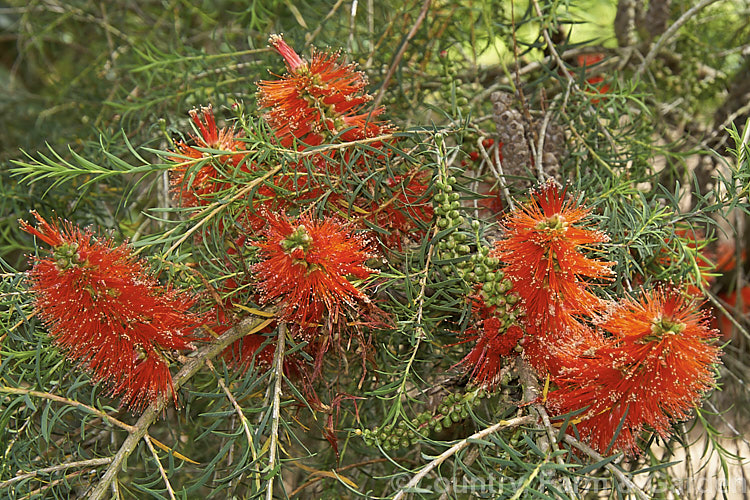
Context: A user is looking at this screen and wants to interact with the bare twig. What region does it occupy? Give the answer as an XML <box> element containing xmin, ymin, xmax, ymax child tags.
<box><xmin>528</xmin><ymin>0</ymin><xmax>618</xmax><ymax>155</ymax></box>
<box><xmin>704</xmin><ymin>290</ymin><xmax>750</xmax><ymax>343</ymax></box>
<box><xmin>392</xmin><ymin>136</ymin><xmax>445</xmax><ymax>406</ymax></box>
<box><xmin>477</xmin><ymin>136</ymin><xmax>515</xmax><ymax>211</ymax></box>
<box><xmin>392</xmin><ymin>415</ymin><xmax>534</xmax><ymax>499</ymax></box>
<box><xmin>372</xmin><ymin>0</ymin><xmax>431</xmax><ymax>109</ymax></box>
<box><xmin>143</xmin><ymin>434</ymin><xmax>177</xmax><ymax>500</ymax></box>
<box><xmin>265</xmin><ymin>323</ymin><xmax>287</xmax><ymax>500</ymax></box>
<box><xmin>517</xmin><ymin>359</ymin><xmax>576</xmax><ymax>498</ymax></box>
<box><xmin>563</xmin><ymin>435</ymin><xmax>649</xmax><ymax>500</ymax></box>
<box><xmin>305</xmin><ymin>0</ymin><xmax>347</xmax><ymax>45</ymax></box>
<box><xmin>635</xmin><ymin>0</ymin><xmax>722</xmax><ymax>79</ymax></box>
<box><xmin>0</xmin><ymin>387</ymin><xmax>134</xmax><ymax>432</ymax></box>
<box><xmin>0</xmin><ymin>458</ymin><xmax>113</xmax><ymax>488</ymax></box>
<box><xmin>206</xmin><ymin>359</ymin><xmax>261</xmax><ymax>491</ymax></box>
<box><xmin>88</xmin><ymin>316</ymin><xmax>269</xmax><ymax>500</ymax></box>
<box><xmin>163</xmin><ymin>165</ymin><xmax>282</xmax><ymax>255</ymax></box>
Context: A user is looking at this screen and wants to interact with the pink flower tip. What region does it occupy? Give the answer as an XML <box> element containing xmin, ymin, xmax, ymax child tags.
<box><xmin>269</xmin><ymin>33</ymin><xmax>306</xmax><ymax>72</ymax></box>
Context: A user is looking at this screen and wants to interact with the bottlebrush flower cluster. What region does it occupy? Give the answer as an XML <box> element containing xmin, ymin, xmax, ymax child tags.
<box><xmin>546</xmin><ymin>288</ymin><xmax>721</xmax><ymax>454</ymax></box>
<box><xmin>257</xmin><ymin>34</ymin><xmax>393</xmax><ymax>149</ymax></box>
<box><xmin>252</xmin><ymin>212</ymin><xmax>375</xmax><ymax>333</ymax></box>
<box><xmin>457</xmin><ymin>181</ymin><xmax>722</xmax><ymax>455</ymax></box>
<box><xmin>20</xmin><ymin>212</ymin><xmax>200</xmax><ymax>411</ymax></box>
<box><xmin>169</xmin><ymin>104</ymin><xmax>247</xmax><ymax>208</ymax></box>
<box><xmin>168</xmin><ymin>35</ymin><xmax>431</xmax><ymax>250</ymax></box>
<box><xmin>166</xmin><ymin>35</ymin><xmax>431</xmax><ymax>371</ymax></box>
<box><xmin>255</xmin><ymin>34</ymin><xmax>430</xmax><ymax>247</ymax></box>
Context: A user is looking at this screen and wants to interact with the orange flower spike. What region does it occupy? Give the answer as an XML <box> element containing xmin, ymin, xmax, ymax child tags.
<box><xmin>252</xmin><ymin>213</ymin><xmax>375</xmax><ymax>329</ymax></box>
<box><xmin>493</xmin><ymin>180</ymin><xmax>614</xmax><ymax>330</ymax></box>
<box><xmin>258</xmin><ymin>34</ymin><xmax>392</xmax><ymax>148</ymax></box>
<box><xmin>547</xmin><ymin>287</ymin><xmax>722</xmax><ymax>454</ymax></box>
<box><xmin>599</xmin><ymin>288</ymin><xmax>721</xmax><ymax>421</ymax></box>
<box><xmin>169</xmin><ymin>104</ymin><xmax>246</xmax><ymax>207</ymax></box>
<box><xmin>19</xmin><ymin>212</ymin><xmax>200</xmax><ymax>411</ymax></box>
<box><xmin>457</xmin><ymin>320</ymin><xmax>524</xmax><ymax>387</ymax></box>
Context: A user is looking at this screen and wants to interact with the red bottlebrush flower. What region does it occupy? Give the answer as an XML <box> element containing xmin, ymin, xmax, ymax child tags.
<box><xmin>223</xmin><ymin>331</ymin><xmax>276</xmax><ymax>372</ymax></box>
<box><xmin>493</xmin><ymin>180</ymin><xmax>614</xmax><ymax>333</ymax></box>
<box><xmin>252</xmin><ymin>213</ymin><xmax>375</xmax><ymax>331</ymax></box>
<box><xmin>457</xmin><ymin>319</ymin><xmax>524</xmax><ymax>387</ymax></box>
<box><xmin>365</xmin><ymin>172</ymin><xmax>433</xmax><ymax>250</ymax></box>
<box><xmin>716</xmin><ymin>286</ymin><xmax>750</xmax><ymax>340</ymax></box>
<box><xmin>114</xmin><ymin>355</ymin><xmax>174</xmax><ymax>412</ymax></box>
<box><xmin>575</xmin><ymin>53</ymin><xmax>610</xmax><ymax>102</ymax></box>
<box><xmin>170</xmin><ymin>104</ymin><xmax>246</xmax><ymax>207</ymax></box>
<box><xmin>546</xmin><ymin>287</ymin><xmax>721</xmax><ymax>454</ymax></box>
<box><xmin>20</xmin><ymin>212</ymin><xmax>200</xmax><ymax>411</ymax></box>
<box><xmin>257</xmin><ymin>34</ymin><xmax>392</xmax><ymax>149</ymax></box>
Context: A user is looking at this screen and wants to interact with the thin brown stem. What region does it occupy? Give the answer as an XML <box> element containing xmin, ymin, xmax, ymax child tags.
<box><xmin>635</xmin><ymin>0</ymin><xmax>722</xmax><ymax>79</ymax></box>
<box><xmin>0</xmin><ymin>387</ymin><xmax>134</xmax><ymax>432</ymax></box>
<box><xmin>392</xmin><ymin>415</ymin><xmax>535</xmax><ymax>499</ymax></box>
<box><xmin>563</xmin><ymin>435</ymin><xmax>649</xmax><ymax>500</ymax></box>
<box><xmin>88</xmin><ymin>316</ymin><xmax>270</xmax><ymax>500</ymax></box>
<box><xmin>0</xmin><ymin>458</ymin><xmax>113</xmax><ymax>488</ymax></box>
<box><xmin>372</xmin><ymin>0</ymin><xmax>431</xmax><ymax>109</ymax></box>
<box><xmin>143</xmin><ymin>434</ymin><xmax>177</xmax><ymax>500</ymax></box>
<box><xmin>265</xmin><ymin>323</ymin><xmax>287</xmax><ymax>500</ymax></box>
<box><xmin>206</xmin><ymin>358</ymin><xmax>261</xmax><ymax>491</ymax></box>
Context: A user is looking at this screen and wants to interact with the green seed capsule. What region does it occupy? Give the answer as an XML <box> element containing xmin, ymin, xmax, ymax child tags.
<box><xmin>449</xmin><ymin>192</ymin><xmax>460</xmax><ymax>201</ymax></box>
<box><xmin>457</xmin><ymin>245</ymin><xmax>471</xmax><ymax>254</ymax></box>
<box><xmin>437</xmin><ymin>219</ymin><xmax>449</xmax><ymax>228</ymax></box>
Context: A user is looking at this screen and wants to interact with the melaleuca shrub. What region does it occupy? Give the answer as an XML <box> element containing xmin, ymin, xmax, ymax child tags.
<box><xmin>3</xmin><ymin>16</ymin><xmax>740</xmax><ymax>500</ymax></box>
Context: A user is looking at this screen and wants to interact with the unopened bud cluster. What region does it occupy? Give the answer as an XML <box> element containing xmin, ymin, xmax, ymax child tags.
<box><xmin>434</xmin><ymin>174</ymin><xmax>471</xmax><ymax>272</ymax></box>
<box><xmin>358</xmin><ymin>387</ymin><xmax>487</xmax><ymax>450</ymax></box>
